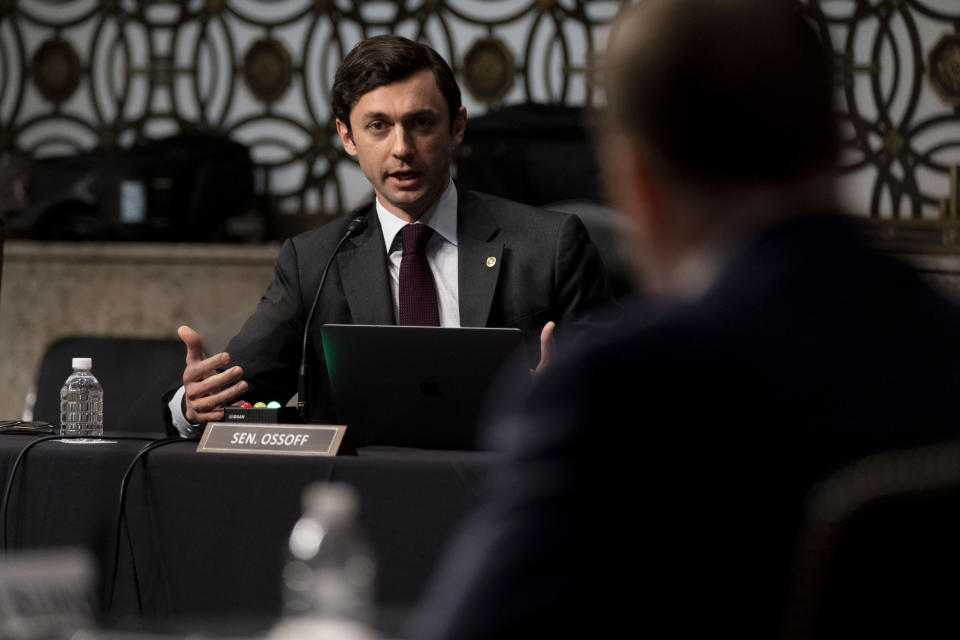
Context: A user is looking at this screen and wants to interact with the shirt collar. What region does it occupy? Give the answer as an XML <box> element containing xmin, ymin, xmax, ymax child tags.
<box><xmin>377</xmin><ymin>181</ymin><xmax>459</xmax><ymax>253</ymax></box>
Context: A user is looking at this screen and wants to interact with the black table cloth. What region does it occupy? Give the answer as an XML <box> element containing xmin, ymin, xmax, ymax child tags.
<box><xmin>0</xmin><ymin>434</ymin><xmax>495</xmax><ymax>633</ymax></box>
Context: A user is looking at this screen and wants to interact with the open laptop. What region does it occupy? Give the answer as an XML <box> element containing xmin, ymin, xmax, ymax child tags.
<box><xmin>320</xmin><ymin>324</ymin><xmax>528</xmax><ymax>450</ymax></box>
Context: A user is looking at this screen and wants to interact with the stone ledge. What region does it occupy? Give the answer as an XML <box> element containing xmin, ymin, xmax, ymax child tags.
<box><xmin>4</xmin><ymin>241</ymin><xmax>280</xmax><ymax>266</ymax></box>
<box><xmin>901</xmin><ymin>253</ymin><xmax>960</xmax><ymax>275</ymax></box>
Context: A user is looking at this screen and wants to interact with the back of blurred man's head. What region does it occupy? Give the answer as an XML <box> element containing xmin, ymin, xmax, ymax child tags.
<box><xmin>604</xmin><ymin>0</ymin><xmax>836</xmax><ymax>187</ymax></box>
<box><xmin>601</xmin><ymin>0</ymin><xmax>838</xmax><ymax>293</ymax></box>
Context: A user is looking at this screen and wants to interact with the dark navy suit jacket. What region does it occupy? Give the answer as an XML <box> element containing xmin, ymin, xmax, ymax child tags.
<box><xmin>410</xmin><ymin>213</ymin><xmax>960</xmax><ymax>639</ymax></box>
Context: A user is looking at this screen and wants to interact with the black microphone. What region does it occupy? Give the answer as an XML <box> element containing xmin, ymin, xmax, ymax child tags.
<box><xmin>298</xmin><ymin>216</ymin><xmax>368</xmax><ymax>422</ymax></box>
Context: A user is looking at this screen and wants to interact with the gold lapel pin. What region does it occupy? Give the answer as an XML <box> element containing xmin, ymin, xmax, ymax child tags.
<box><xmin>486</xmin><ymin>256</ymin><xmax>497</xmax><ymax>268</ymax></box>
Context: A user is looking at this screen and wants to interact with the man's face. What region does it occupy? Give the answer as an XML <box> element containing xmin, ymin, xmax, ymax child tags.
<box><xmin>336</xmin><ymin>69</ymin><xmax>467</xmax><ymax>221</ymax></box>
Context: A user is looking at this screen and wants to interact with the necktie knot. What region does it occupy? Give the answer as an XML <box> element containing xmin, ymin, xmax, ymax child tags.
<box><xmin>401</xmin><ymin>223</ymin><xmax>433</xmax><ymax>256</ymax></box>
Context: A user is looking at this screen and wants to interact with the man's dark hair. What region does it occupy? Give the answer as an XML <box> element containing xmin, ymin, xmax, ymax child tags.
<box><xmin>332</xmin><ymin>35</ymin><xmax>462</xmax><ymax>133</ymax></box>
<box><xmin>605</xmin><ymin>0</ymin><xmax>837</xmax><ymax>185</ymax></box>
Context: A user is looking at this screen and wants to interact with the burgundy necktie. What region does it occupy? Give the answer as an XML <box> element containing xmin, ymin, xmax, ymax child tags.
<box><xmin>398</xmin><ymin>223</ymin><xmax>440</xmax><ymax>326</ymax></box>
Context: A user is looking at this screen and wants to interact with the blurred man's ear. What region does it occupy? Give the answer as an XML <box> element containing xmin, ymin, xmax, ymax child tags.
<box><xmin>603</xmin><ymin>138</ymin><xmax>666</xmax><ymax>243</ymax></box>
<box><xmin>602</xmin><ymin>137</ymin><xmax>678</xmax><ymax>292</ymax></box>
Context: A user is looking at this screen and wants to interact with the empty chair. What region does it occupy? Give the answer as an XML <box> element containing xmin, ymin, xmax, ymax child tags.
<box><xmin>786</xmin><ymin>439</ymin><xmax>960</xmax><ymax>639</ymax></box>
<box><xmin>545</xmin><ymin>199</ymin><xmax>637</xmax><ymax>301</ymax></box>
<box><xmin>27</xmin><ymin>336</ymin><xmax>184</xmax><ymax>434</ymax></box>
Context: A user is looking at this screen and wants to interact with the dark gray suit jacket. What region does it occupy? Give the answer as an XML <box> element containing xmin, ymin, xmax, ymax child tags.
<box><xmin>223</xmin><ymin>188</ymin><xmax>611</xmax><ymax>422</ymax></box>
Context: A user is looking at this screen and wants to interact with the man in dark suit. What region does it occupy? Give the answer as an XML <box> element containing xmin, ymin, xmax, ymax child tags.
<box><xmin>408</xmin><ymin>1</ymin><xmax>960</xmax><ymax>638</ymax></box>
<box><xmin>170</xmin><ymin>35</ymin><xmax>609</xmax><ymax>433</ymax></box>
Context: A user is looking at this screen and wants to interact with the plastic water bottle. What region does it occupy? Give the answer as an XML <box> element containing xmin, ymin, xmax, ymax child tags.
<box><xmin>59</xmin><ymin>357</ymin><xmax>103</xmax><ymax>437</ymax></box>
<box><xmin>271</xmin><ymin>482</ymin><xmax>376</xmax><ymax>640</ymax></box>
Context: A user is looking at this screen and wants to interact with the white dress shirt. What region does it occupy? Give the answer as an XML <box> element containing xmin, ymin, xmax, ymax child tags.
<box><xmin>169</xmin><ymin>181</ymin><xmax>462</xmax><ymax>436</ymax></box>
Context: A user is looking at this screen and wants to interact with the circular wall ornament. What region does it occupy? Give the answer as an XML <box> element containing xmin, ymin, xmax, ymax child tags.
<box><xmin>33</xmin><ymin>39</ymin><xmax>81</xmax><ymax>104</ymax></box>
<box><xmin>243</xmin><ymin>38</ymin><xmax>293</xmax><ymax>103</ymax></box>
<box><xmin>927</xmin><ymin>33</ymin><xmax>960</xmax><ymax>106</ymax></box>
<box><xmin>462</xmin><ymin>37</ymin><xmax>515</xmax><ymax>105</ymax></box>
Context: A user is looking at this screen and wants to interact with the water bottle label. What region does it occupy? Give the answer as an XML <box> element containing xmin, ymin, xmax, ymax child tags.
<box><xmin>59</xmin><ymin>386</ymin><xmax>103</xmax><ymax>437</ymax></box>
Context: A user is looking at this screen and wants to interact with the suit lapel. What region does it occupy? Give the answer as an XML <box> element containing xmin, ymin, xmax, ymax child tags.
<box><xmin>337</xmin><ymin>208</ymin><xmax>396</xmax><ymax>324</ymax></box>
<box><xmin>458</xmin><ymin>190</ymin><xmax>503</xmax><ymax>327</ymax></box>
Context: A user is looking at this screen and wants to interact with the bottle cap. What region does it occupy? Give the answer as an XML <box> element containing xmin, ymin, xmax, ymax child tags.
<box><xmin>72</xmin><ymin>357</ymin><xmax>92</xmax><ymax>370</ymax></box>
<box><xmin>302</xmin><ymin>482</ymin><xmax>358</xmax><ymax>525</ymax></box>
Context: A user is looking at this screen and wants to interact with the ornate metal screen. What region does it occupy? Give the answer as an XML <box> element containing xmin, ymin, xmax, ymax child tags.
<box><xmin>804</xmin><ymin>0</ymin><xmax>960</xmax><ymax>251</ymax></box>
<box><xmin>0</xmin><ymin>0</ymin><xmax>622</xmax><ymax>228</ymax></box>
<box><xmin>0</xmin><ymin>0</ymin><xmax>958</xmax><ymax>250</ymax></box>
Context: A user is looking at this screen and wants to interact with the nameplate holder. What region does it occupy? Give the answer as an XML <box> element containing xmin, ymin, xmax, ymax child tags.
<box><xmin>197</xmin><ymin>422</ymin><xmax>347</xmax><ymax>456</ymax></box>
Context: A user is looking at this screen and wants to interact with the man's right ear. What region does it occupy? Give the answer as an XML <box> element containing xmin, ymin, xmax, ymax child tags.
<box><xmin>336</xmin><ymin>119</ymin><xmax>358</xmax><ymax>157</ymax></box>
<box><xmin>603</xmin><ymin>138</ymin><xmax>665</xmax><ymax>241</ymax></box>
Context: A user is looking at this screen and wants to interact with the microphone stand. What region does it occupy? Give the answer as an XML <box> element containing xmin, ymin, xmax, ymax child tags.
<box><xmin>298</xmin><ymin>216</ymin><xmax>368</xmax><ymax>422</ymax></box>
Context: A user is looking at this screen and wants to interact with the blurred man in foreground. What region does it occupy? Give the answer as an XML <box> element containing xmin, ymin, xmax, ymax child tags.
<box><xmin>409</xmin><ymin>1</ymin><xmax>960</xmax><ymax>637</ymax></box>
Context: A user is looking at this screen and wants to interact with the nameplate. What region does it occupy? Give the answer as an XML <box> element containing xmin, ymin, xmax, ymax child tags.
<box><xmin>197</xmin><ymin>422</ymin><xmax>346</xmax><ymax>456</ymax></box>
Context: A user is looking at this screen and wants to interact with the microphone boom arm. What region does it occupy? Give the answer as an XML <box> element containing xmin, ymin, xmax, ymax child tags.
<box><xmin>298</xmin><ymin>216</ymin><xmax>368</xmax><ymax>422</ymax></box>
